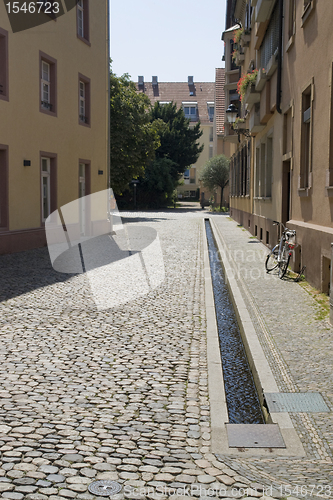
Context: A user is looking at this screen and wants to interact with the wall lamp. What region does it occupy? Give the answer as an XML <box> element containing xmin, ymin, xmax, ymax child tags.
<box><xmin>226</xmin><ymin>103</ymin><xmax>251</xmax><ymax>142</ymax></box>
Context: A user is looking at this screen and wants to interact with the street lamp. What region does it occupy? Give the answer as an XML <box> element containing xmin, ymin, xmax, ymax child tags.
<box><xmin>226</xmin><ymin>103</ymin><xmax>251</xmax><ymax>142</ymax></box>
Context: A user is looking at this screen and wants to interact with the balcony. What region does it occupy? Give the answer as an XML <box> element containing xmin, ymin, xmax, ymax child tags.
<box><xmin>266</xmin><ymin>52</ymin><xmax>278</xmax><ymax>77</ymax></box>
<box><xmin>224</xmin><ymin>123</ymin><xmax>239</xmax><ymax>143</ymax></box>
<box><xmin>243</xmin><ymin>85</ymin><xmax>260</xmax><ymax>111</ymax></box>
<box><xmin>240</xmin><ymin>33</ymin><xmax>251</xmax><ymax>48</ymax></box>
<box><xmin>249</xmin><ymin>104</ymin><xmax>265</xmax><ymax>134</ymax></box>
<box><xmin>234</xmin><ymin>52</ymin><xmax>245</xmax><ymax>66</ymax></box>
<box><xmin>255</xmin><ymin>68</ymin><xmax>267</xmax><ymax>91</ymax></box>
<box><xmin>255</xmin><ymin>0</ymin><xmax>275</xmax><ymax>22</ymax></box>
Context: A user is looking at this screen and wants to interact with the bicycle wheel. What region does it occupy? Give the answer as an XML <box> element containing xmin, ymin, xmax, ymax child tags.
<box><xmin>279</xmin><ymin>253</ymin><xmax>290</xmax><ymax>279</ymax></box>
<box><xmin>265</xmin><ymin>245</ymin><xmax>279</xmax><ymax>272</ymax></box>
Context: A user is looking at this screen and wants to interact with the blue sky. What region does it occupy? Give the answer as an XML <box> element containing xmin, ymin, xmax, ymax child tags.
<box><xmin>110</xmin><ymin>0</ymin><xmax>226</xmax><ymax>83</ymax></box>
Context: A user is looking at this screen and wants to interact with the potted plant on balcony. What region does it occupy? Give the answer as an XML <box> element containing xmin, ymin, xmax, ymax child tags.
<box><xmin>237</xmin><ymin>69</ymin><xmax>258</xmax><ymax>102</ymax></box>
<box><xmin>232</xmin><ymin>49</ymin><xmax>245</xmax><ymax>66</ymax></box>
<box><xmin>233</xmin><ymin>28</ymin><xmax>244</xmax><ymax>45</ymax></box>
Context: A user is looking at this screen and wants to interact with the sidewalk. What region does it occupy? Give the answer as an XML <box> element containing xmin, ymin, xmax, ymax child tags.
<box><xmin>0</xmin><ymin>210</ymin><xmax>332</xmax><ymax>499</ymax></box>
<box><xmin>212</xmin><ymin>216</ymin><xmax>333</xmax><ymax>487</ymax></box>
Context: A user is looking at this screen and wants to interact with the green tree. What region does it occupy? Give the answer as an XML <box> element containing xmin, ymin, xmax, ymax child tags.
<box><xmin>200</xmin><ymin>155</ymin><xmax>230</xmax><ymax>209</ymax></box>
<box><xmin>150</xmin><ymin>102</ymin><xmax>204</xmax><ymax>182</ymax></box>
<box><xmin>110</xmin><ymin>70</ymin><xmax>160</xmax><ymax>194</ymax></box>
<box><xmin>139</xmin><ymin>158</ymin><xmax>177</xmax><ymax>207</ymax></box>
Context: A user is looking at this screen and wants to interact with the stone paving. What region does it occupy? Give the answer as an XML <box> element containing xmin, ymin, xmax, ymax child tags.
<box><xmin>212</xmin><ymin>215</ymin><xmax>333</xmax><ymax>495</ymax></box>
<box><xmin>0</xmin><ymin>206</ymin><xmax>332</xmax><ymax>499</ymax></box>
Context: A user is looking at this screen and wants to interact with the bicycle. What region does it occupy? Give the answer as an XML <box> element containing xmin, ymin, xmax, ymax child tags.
<box><xmin>265</xmin><ymin>221</ymin><xmax>297</xmax><ymax>279</ymax></box>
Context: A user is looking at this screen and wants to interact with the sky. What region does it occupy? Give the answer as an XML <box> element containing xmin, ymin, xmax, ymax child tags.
<box><xmin>110</xmin><ymin>0</ymin><xmax>226</xmax><ymax>83</ymax></box>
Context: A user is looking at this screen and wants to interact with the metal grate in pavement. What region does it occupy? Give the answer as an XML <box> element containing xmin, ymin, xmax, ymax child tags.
<box><xmin>226</xmin><ymin>424</ymin><xmax>286</xmax><ymax>448</ymax></box>
<box><xmin>264</xmin><ymin>392</ymin><xmax>330</xmax><ymax>413</ymax></box>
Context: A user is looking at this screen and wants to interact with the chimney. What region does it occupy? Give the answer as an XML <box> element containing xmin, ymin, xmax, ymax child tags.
<box><xmin>188</xmin><ymin>76</ymin><xmax>194</xmax><ymax>85</ymax></box>
<box><xmin>138</xmin><ymin>76</ymin><xmax>144</xmax><ymax>88</ymax></box>
<box><xmin>152</xmin><ymin>76</ymin><xmax>158</xmax><ymax>86</ymax></box>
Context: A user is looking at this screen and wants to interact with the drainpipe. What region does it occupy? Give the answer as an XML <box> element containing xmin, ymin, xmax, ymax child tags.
<box><xmin>276</xmin><ymin>0</ymin><xmax>283</xmax><ymax>114</ymax></box>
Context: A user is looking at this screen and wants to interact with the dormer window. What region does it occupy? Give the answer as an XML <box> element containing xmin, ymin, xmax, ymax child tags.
<box><xmin>207</xmin><ymin>102</ymin><xmax>215</xmax><ymax>121</ymax></box>
<box><xmin>182</xmin><ymin>102</ymin><xmax>198</xmax><ymax>121</ymax></box>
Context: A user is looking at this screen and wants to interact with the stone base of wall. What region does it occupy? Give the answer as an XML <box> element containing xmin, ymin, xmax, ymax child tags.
<box><xmin>230</xmin><ymin>207</ymin><xmax>333</xmax><ymax>293</ymax></box>
<box><xmin>0</xmin><ymin>228</ymin><xmax>46</xmax><ymax>255</ymax></box>
<box><xmin>288</xmin><ymin>220</ymin><xmax>333</xmax><ymax>293</ymax></box>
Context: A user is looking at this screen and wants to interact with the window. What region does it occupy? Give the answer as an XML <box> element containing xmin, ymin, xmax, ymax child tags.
<box><xmin>41</xmin><ymin>157</ymin><xmax>51</xmax><ymax>221</ymax></box>
<box><xmin>207</xmin><ymin>103</ymin><xmax>214</xmax><ymax>122</ymax></box>
<box><xmin>301</xmin><ymin>0</ymin><xmax>315</xmax><ymax>25</ymax></box>
<box><xmin>0</xmin><ymin>28</ymin><xmax>8</xmax><ymax>101</ymax></box>
<box><xmin>78</xmin><ymin>74</ymin><xmax>91</xmax><ymax>126</ymax></box>
<box><xmin>77</xmin><ymin>0</ymin><xmax>90</xmax><ymax>44</ymax></box>
<box><xmin>79</xmin><ymin>81</ymin><xmax>85</xmax><ymax>120</ymax></box>
<box><xmin>182</xmin><ymin>103</ymin><xmax>198</xmax><ymax>121</ymax></box>
<box><xmin>79</xmin><ymin>160</ymin><xmax>91</xmax><ymax>236</ymax></box>
<box><xmin>40</xmin><ymin>52</ymin><xmax>57</xmax><ymax>116</ymax></box>
<box><xmin>0</xmin><ymin>145</ymin><xmax>8</xmax><ymax>229</ymax></box>
<box><xmin>255</xmin><ymin>136</ymin><xmax>273</xmax><ymax>198</ymax></box>
<box><xmin>40</xmin><ymin>152</ymin><xmax>57</xmax><ymax>222</ymax></box>
<box><xmin>299</xmin><ymin>82</ymin><xmax>313</xmax><ymax>192</ymax></box>
<box><xmin>288</xmin><ymin>0</ymin><xmax>296</xmax><ymax>40</ymax></box>
<box><xmin>328</xmin><ymin>64</ymin><xmax>333</xmax><ymax>190</ymax></box>
<box><xmin>184</xmin><ymin>169</ymin><xmax>190</xmax><ymax>179</ymax></box>
<box><xmin>209</xmin><ymin>145</ymin><xmax>213</xmax><ymax>159</ymax></box>
<box><xmin>41</xmin><ymin>61</ymin><xmax>50</xmax><ymax>108</ymax></box>
<box><xmin>260</xmin><ymin>2</ymin><xmax>279</xmax><ymax>72</ymax></box>
<box><xmin>209</xmin><ymin>127</ymin><xmax>213</xmax><ymax>142</ymax></box>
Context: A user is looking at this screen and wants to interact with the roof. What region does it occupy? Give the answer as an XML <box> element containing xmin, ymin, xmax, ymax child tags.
<box><xmin>215</xmin><ymin>68</ymin><xmax>226</xmax><ymax>135</ymax></box>
<box><xmin>136</xmin><ymin>81</ymin><xmax>215</xmax><ymax>125</ymax></box>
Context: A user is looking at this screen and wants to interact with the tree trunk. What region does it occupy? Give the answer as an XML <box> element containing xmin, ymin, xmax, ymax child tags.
<box><xmin>220</xmin><ymin>186</ymin><xmax>224</xmax><ymax>209</ymax></box>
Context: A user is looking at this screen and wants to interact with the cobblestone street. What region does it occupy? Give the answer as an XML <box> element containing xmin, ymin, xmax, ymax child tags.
<box><xmin>0</xmin><ymin>207</ymin><xmax>332</xmax><ymax>499</ymax></box>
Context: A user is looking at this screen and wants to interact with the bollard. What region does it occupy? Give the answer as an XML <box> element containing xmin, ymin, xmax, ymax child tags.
<box><xmin>330</xmin><ymin>243</ymin><xmax>333</xmax><ymax>326</ymax></box>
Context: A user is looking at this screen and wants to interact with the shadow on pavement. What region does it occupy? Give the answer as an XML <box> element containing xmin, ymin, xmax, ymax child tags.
<box><xmin>0</xmin><ymin>247</ymin><xmax>77</xmax><ymax>303</ymax></box>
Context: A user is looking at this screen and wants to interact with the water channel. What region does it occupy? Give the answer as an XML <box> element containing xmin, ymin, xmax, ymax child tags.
<box><xmin>205</xmin><ymin>220</ymin><xmax>264</xmax><ymax>424</ymax></box>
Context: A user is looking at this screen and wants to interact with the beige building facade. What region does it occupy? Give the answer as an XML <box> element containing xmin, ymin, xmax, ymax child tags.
<box><xmin>0</xmin><ymin>0</ymin><xmax>109</xmax><ymax>254</ymax></box>
<box><xmin>224</xmin><ymin>0</ymin><xmax>333</xmax><ymax>292</ymax></box>
<box><xmin>136</xmin><ymin>77</ymin><xmax>215</xmax><ymax>201</ymax></box>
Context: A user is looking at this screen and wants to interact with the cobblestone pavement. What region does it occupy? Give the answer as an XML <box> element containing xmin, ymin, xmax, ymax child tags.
<box><xmin>0</xmin><ymin>208</ymin><xmax>332</xmax><ymax>499</ymax></box>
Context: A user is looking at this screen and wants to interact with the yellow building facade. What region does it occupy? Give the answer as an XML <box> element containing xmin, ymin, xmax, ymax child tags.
<box><xmin>0</xmin><ymin>0</ymin><xmax>108</xmax><ymax>253</ymax></box>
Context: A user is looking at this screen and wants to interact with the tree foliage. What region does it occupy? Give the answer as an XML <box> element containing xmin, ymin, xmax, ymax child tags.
<box><xmin>200</xmin><ymin>155</ymin><xmax>230</xmax><ymax>208</ymax></box>
<box><xmin>110</xmin><ymin>70</ymin><xmax>160</xmax><ymax>194</ymax></box>
<box><xmin>139</xmin><ymin>158</ymin><xmax>177</xmax><ymax>207</ymax></box>
<box><xmin>150</xmin><ymin>102</ymin><xmax>204</xmax><ymax>181</ymax></box>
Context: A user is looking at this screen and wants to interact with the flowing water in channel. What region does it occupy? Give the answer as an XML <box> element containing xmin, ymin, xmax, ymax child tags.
<box><xmin>205</xmin><ymin>220</ymin><xmax>264</xmax><ymax>424</ymax></box>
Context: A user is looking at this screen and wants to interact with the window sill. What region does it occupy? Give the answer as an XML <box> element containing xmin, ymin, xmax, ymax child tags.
<box><xmin>253</xmin><ymin>196</ymin><xmax>272</xmax><ymax>201</ymax></box>
<box><xmin>301</xmin><ymin>0</ymin><xmax>315</xmax><ymax>27</ymax></box>
<box><xmin>282</xmin><ymin>152</ymin><xmax>292</xmax><ymax>162</ymax></box>
<box><xmin>285</xmin><ymin>35</ymin><xmax>294</xmax><ymax>52</ymax></box>
<box><xmin>40</xmin><ymin>107</ymin><xmax>57</xmax><ymax>117</ymax></box>
<box><xmin>325</xmin><ymin>186</ymin><xmax>333</xmax><ymax>197</ymax></box>
<box><xmin>77</xmin><ymin>34</ymin><xmax>91</xmax><ymax>46</ymax></box>
<box><xmin>79</xmin><ymin>119</ymin><xmax>91</xmax><ymax>128</ymax></box>
<box><xmin>297</xmin><ymin>187</ymin><xmax>311</xmax><ymax>197</ymax></box>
